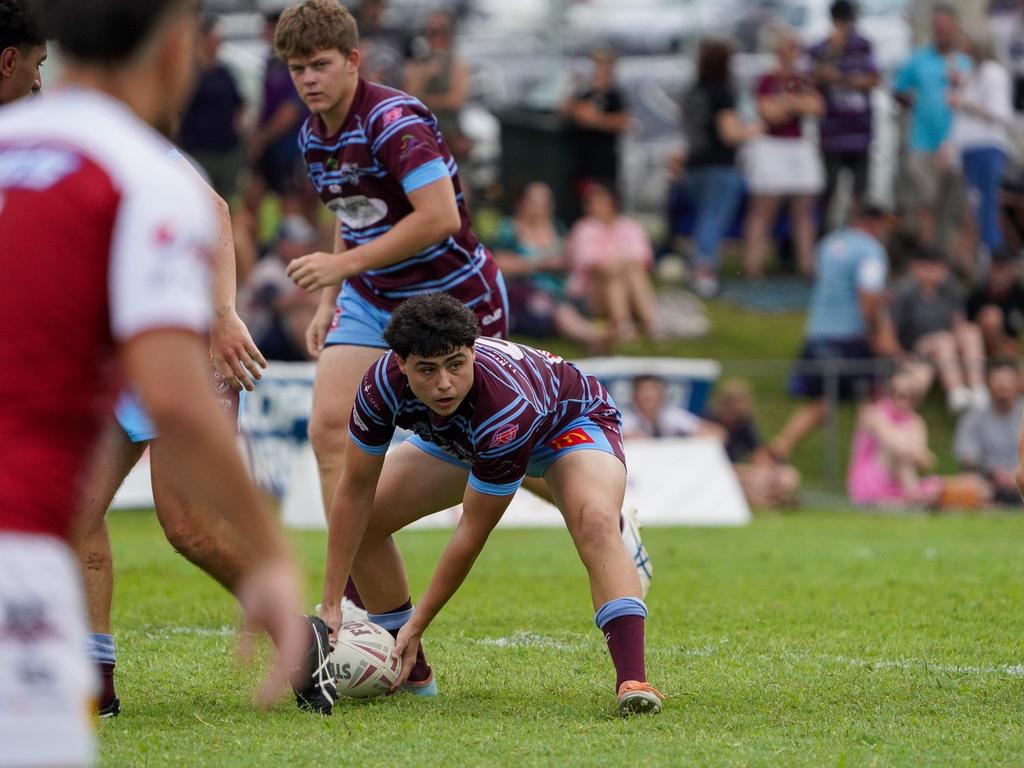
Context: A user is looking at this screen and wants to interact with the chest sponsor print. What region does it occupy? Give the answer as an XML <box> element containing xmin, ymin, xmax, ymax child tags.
<box><xmin>327</xmin><ymin>195</ymin><xmax>389</xmax><ymax>229</ymax></box>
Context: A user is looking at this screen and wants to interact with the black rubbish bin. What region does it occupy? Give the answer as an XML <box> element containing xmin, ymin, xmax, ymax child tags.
<box><xmin>497</xmin><ymin>107</ymin><xmax>581</xmax><ymax>223</ymax></box>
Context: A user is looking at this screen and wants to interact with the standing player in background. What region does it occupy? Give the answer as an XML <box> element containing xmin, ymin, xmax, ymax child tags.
<box><xmin>0</xmin><ymin>0</ymin><xmax>46</xmax><ymax>106</ymax></box>
<box><xmin>276</xmin><ymin>0</ymin><xmax>508</xmax><ymax>615</ymax></box>
<box><xmin>0</xmin><ymin>1</ymin><xmax>307</xmax><ymax>763</ymax></box>
<box><xmin>320</xmin><ymin>294</ymin><xmax>663</xmax><ymax>716</ymax></box>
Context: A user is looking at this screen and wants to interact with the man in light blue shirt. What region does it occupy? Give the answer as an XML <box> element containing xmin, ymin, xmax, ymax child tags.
<box><xmin>768</xmin><ymin>206</ymin><xmax>896</xmax><ymax>462</ymax></box>
<box><xmin>894</xmin><ymin>4</ymin><xmax>971</xmax><ymax>249</ymax></box>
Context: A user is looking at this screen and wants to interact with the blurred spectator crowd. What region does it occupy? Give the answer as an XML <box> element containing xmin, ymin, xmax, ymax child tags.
<box><xmin>174</xmin><ymin>0</ymin><xmax>1024</xmax><ymax>511</ymax></box>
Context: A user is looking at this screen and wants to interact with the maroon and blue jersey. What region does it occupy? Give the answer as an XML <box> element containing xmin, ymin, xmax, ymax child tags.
<box><xmin>349</xmin><ymin>338</ymin><xmax>625</xmax><ymax>495</ymax></box>
<box><xmin>300</xmin><ymin>78</ymin><xmax>500</xmax><ymax>312</ymax></box>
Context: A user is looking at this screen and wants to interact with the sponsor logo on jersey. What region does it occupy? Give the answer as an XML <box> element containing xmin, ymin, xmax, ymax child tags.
<box><xmin>339</xmin><ymin>163</ymin><xmax>360</xmax><ymax>185</ymax></box>
<box><xmin>399</xmin><ymin>134</ymin><xmax>420</xmax><ymax>160</ymax></box>
<box><xmin>0</xmin><ymin>147</ymin><xmax>81</xmax><ymax>190</ymax></box>
<box><xmin>547</xmin><ymin>427</ymin><xmax>594</xmax><ymax>452</ymax></box>
<box><xmin>352</xmin><ymin>408</ymin><xmax>369</xmax><ymax>433</ymax></box>
<box><xmin>327</xmin><ymin>195</ymin><xmax>389</xmax><ymax>229</ymax></box>
<box><xmin>382</xmin><ymin>107</ymin><xmax>404</xmax><ymax>127</ymax></box>
<box><xmin>489</xmin><ymin>423</ymin><xmax>518</xmax><ymax>447</ymax></box>
<box><xmin>481</xmin><ymin>307</ymin><xmax>504</xmax><ymax>327</ymax></box>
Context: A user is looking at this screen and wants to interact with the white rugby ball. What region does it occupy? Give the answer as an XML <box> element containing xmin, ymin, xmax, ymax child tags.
<box><xmin>329</xmin><ymin>620</ymin><xmax>402</xmax><ymax>699</ymax></box>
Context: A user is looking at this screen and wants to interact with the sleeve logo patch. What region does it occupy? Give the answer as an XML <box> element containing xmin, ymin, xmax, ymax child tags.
<box><xmin>489</xmin><ymin>424</ymin><xmax>519</xmax><ymax>448</ymax></box>
<box><xmin>547</xmin><ymin>427</ymin><xmax>594</xmax><ymax>451</ymax></box>
<box><xmin>382</xmin><ymin>107</ymin><xmax>404</xmax><ymax>127</ymax></box>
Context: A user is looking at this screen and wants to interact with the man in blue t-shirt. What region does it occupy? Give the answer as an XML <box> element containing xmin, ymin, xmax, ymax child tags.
<box><xmin>768</xmin><ymin>205</ymin><xmax>897</xmax><ymax>462</ymax></box>
<box><xmin>894</xmin><ymin>4</ymin><xmax>971</xmax><ymax>250</ymax></box>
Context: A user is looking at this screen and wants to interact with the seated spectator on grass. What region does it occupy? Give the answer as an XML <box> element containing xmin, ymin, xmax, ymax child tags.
<box><xmin>743</xmin><ymin>22</ymin><xmax>826</xmax><ymax>278</ymax></box>
<box><xmin>681</xmin><ymin>38</ymin><xmax>762</xmax><ymax>298</ymax></box>
<box><xmin>620</xmin><ymin>375</ymin><xmax>724</xmax><ymax>440</ymax></box>
<box><xmin>954</xmin><ymin>360</ymin><xmax>1024</xmax><ymax>505</ymax></box>
<box><xmin>966</xmin><ymin>244</ymin><xmax>1024</xmax><ymax>358</ymax></box>
<box><xmin>239</xmin><ymin>215</ymin><xmax>320</xmax><ymax>361</ymax></box>
<box><xmin>567</xmin><ymin>181</ymin><xmax>663</xmax><ymax>344</ymax></box>
<box><xmin>849</xmin><ymin>367</ymin><xmax>990</xmax><ymax>508</ymax></box>
<box><xmin>492</xmin><ymin>182</ymin><xmax>612</xmax><ymax>354</ymax></box>
<box><xmin>889</xmin><ymin>247</ymin><xmax>986</xmax><ymax>412</ymax></box>
<box><xmin>711</xmin><ymin>378</ymin><xmax>801</xmax><ymax>508</ymax></box>
<box><xmin>768</xmin><ymin>205</ymin><xmax>896</xmax><ymax>462</ymax></box>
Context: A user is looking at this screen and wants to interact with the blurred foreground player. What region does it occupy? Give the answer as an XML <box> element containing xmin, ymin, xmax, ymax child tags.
<box><xmin>319</xmin><ymin>294</ymin><xmax>663</xmax><ymax>716</ymax></box>
<box><xmin>0</xmin><ymin>1</ymin><xmax>305</xmax><ymax>764</ymax></box>
<box><xmin>276</xmin><ymin>0</ymin><xmax>508</xmax><ymax>535</ymax></box>
<box><xmin>0</xmin><ymin>0</ymin><xmax>46</xmax><ymax>106</ymax></box>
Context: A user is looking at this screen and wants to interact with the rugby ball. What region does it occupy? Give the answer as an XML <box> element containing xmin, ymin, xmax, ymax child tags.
<box><xmin>329</xmin><ymin>620</ymin><xmax>402</xmax><ymax>698</ymax></box>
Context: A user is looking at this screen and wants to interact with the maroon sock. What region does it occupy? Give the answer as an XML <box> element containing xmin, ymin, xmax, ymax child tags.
<box><xmin>603</xmin><ymin>615</ymin><xmax>646</xmax><ymax>690</ymax></box>
<box><xmin>98</xmin><ymin>662</ymin><xmax>117</xmax><ymax>709</ymax></box>
<box><xmin>379</xmin><ymin>599</ymin><xmax>431</xmax><ymax>683</ymax></box>
<box><xmin>344</xmin><ymin>577</ymin><xmax>365</xmax><ymax>610</ymax></box>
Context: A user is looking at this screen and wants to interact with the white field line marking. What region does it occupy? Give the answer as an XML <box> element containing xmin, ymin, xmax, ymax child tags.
<box><xmin>469</xmin><ymin>633</ymin><xmax>1024</xmax><ymax>678</ymax></box>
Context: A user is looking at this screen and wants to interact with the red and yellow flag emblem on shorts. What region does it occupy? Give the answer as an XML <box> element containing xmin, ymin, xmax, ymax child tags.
<box><xmin>546</xmin><ymin>427</ymin><xmax>594</xmax><ymax>452</ymax></box>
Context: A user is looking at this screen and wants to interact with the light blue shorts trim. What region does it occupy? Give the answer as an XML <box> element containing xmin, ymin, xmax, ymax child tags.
<box><xmin>406</xmin><ymin>415</ymin><xmax>621</xmax><ymax>493</ymax></box>
<box><xmin>324</xmin><ymin>282</ymin><xmax>392</xmax><ymax>349</ymax></box>
<box><xmin>115</xmin><ymin>392</ymin><xmax>158</xmax><ymax>443</ymax></box>
<box><xmin>115</xmin><ymin>389</ymin><xmax>247</xmax><ymax>444</ymax></box>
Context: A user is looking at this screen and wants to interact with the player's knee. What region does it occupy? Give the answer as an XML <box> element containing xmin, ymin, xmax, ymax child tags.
<box><xmin>308</xmin><ymin>411</ymin><xmax>349</xmax><ymax>460</ymax></box>
<box><xmin>573</xmin><ymin>501</ymin><xmax>619</xmax><ymax>552</ymax></box>
<box><xmin>977</xmin><ymin>306</ymin><xmax>1004</xmax><ymax>335</ymax></box>
<box><xmin>161</xmin><ymin>518</ymin><xmax>213</xmax><ymax>559</ymax></box>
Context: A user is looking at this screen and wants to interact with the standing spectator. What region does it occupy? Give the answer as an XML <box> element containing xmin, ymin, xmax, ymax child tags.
<box><xmin>949</xmin><ymin>31</ymin><xmax>1014</xmax><ymax>259</ymax></box>
<box><xmin>620</xmin><ymin>375</ymin><xmax>724</xmax><ymax>440</ymax></box>
<box><xmin>567</xmin><ymin>182</ymin><xmax>662</xmax><ymax>343</ymax></box>
<box><xmin>889</xmin><ymin>247</ymin><xmax>986</xmax><ymax>412</ymax></box>
<box><xmin>743</xmin><ymin>23</ymin><xmax>826</xmax><ymax>279</ymax></box>
<box><xmin>966</xmin><ymin>244</ymin><xmax>1024</xmax><ymax>357</ymax></box>
<box><xmin>768</xmin><ymin>205</ymin><xmax>896</xmax><ymax>462</ymax></box>
<box><xmin>710</xmin><ymin>378</ymin><xmax>801</xmax><ymax>508</ymax></box>
<box><xmin>404</xmin><ymin>12</ymin><xmax>472</xmax><ymax>164</ymax></box>
<box><xmin>177</xmin><ymin>16</ymin><xmax>245</xmax><ymax>201</ymax></box>
<box><xmin>893</xmin><ymin>5</ymin><xmax>971</xmax><ymax>251</ymax></box>
<box><xmin>246</xmin><ymin>11</ymin><xmax>307</xmax><ymax>218</ymax></box>
<box><xmin>808</xmin><ymin>0</ymin><xmax>880</xmax><ymax>227</ymax></box>
<box><xmin>682</xmin><ymin>38</ymin><xmax>762</xmax><ymax>297</ymax></box>
<box><xmin>492</xmin><ymin>182</ymin><xmax>612</xmax><ymax>353</ymax></box>
<box><xmin>955</xmin><ymin>360</ymin><xmax>1024</xmax><ymax>505</ymax></box>
<box><xmin>562</xmin><ymin>48</ymin><xmax>631</xmax><ymax>193</ymax></box>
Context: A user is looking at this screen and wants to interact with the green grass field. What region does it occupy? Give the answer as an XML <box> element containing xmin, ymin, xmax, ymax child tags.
<box><xmin>99</xmin><ymin>508</ymin><xmax>1024</xmax><ymax>767</ymax></box>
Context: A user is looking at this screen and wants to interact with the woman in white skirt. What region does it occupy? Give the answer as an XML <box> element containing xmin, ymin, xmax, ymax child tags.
<box><xmin>743</xmin><ymin>24</ymin><xmax>826</xmax><ymax>278</ymax></box>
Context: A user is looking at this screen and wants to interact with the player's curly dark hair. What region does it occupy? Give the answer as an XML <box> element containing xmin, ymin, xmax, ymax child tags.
<box><xmin>384</xmin><ymin>294</ymin><xmax>479</xmax><ymax>360</ymax></box>
<box><xmin>0</xmin><ymin>0</ymin><xmax>45</xmax><ymax>52</ymax></box>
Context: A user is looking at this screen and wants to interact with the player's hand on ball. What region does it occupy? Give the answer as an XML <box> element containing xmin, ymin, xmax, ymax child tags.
<box><xmin>286</xmin><ymin>251</ymin><xmax>350</xmax><ymax>291</ymax></box>
<box><xmin>236</xmin><ymin>557</ymin><xmax>306</xmax><ymax>708</ymax></box>
<box><xmin>389</xmin><ymin>622</ymin><xmax>422</xmax><ymax>691</ymax></box>
<box><xmin>318</xmin><ymin>601</ymin><xmax>342</xmax><ymax>642</ymax></box>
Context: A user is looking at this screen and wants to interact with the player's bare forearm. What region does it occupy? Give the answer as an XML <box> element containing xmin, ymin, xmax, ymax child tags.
<box><xmin>320</xmin><ymin>448</ymin><xmax>386</xmax><ymax>622</ymax></box>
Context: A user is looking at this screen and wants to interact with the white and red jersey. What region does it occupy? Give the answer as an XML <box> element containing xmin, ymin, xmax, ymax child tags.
<box><xmin>0</xmin><ymin>88</ymin><xmax>216</xmax><ymax>539</ymax></box>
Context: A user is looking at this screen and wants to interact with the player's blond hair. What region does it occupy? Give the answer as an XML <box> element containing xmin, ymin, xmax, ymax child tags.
<box><xmin>275</xmin><ymin>0</ymin><xmax>359</xmax><ymax>60</ymax></box>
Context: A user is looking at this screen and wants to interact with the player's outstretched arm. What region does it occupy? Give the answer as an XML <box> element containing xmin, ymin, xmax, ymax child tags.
<box><xmin>320</xmin><ymin>444</ymin><xmax>387</xmax><ymax>636</ymax></box>
<box><xmin>390</xmin><ymin>487</ymin><xmax>512</xmax><ymax>689</ymax></box>
<box><xmin>174</xmin><ymin>154</ymin><xmax>267</xmax><ymax>391</ymax></box>
<box><xmin>121</xmin><ymin>329</ymin><xmax>303</xmax><ymax>706</ymax></box>
<box><xmin>286</xmin><ymin>176</ymin><xmax>461</xmax><ymax>291</ymax></box>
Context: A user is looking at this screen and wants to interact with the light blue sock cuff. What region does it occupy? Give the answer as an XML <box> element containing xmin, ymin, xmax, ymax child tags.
<box><xmin>594</xmin><ymin>597</ymin><xmax>648</xmax><ymax>630</ymax></box>
<box><xmin>367</xmin><ymin>607</ymin><xmax>414</xmax><ymax>631</ymax></box>
<box><xmin>87</xmin><ymin>633</ymin><xmax>116</xmax><ymax>665</ymax></box>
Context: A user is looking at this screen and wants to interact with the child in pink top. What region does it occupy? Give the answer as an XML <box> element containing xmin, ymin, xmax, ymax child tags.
<box><xmin>848</xmin><ymin>369</ymin><xmax>943</xmax><ymax>507</ymax></box>
<box><xmin>567</xmin><ymin>182</ymin><xmax>661</xmax><ymax>342</ymax></box>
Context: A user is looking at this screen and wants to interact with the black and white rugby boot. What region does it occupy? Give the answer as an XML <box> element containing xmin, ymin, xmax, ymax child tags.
<box><xmin>291</xmin><ymin>615</ymin><xmax>337</xmax><ymax>715</ymax></box>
